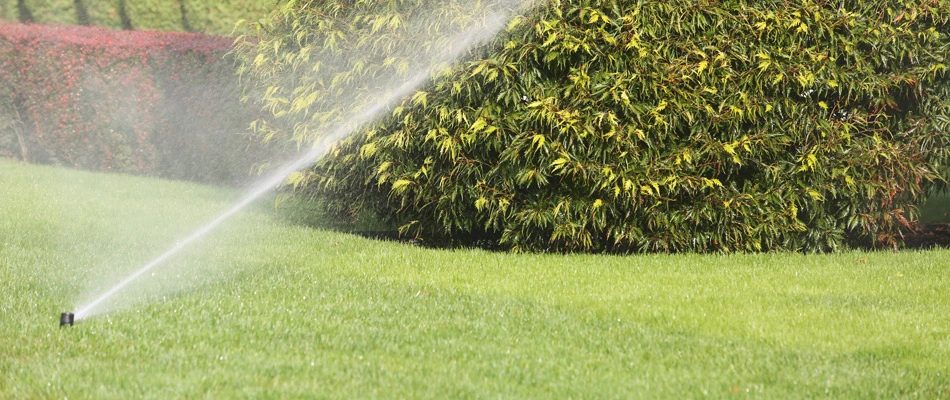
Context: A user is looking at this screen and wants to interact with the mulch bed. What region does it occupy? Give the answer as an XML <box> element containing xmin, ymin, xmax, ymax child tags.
<box><xmin>360</xmin><ymin>224</ymin><xmax>950</xmax><ymax>251</ymax></box>
<box><xmin>903</xmin><ymin>223</ymin><xmax>950</xmax><ymax>249</ymax></box>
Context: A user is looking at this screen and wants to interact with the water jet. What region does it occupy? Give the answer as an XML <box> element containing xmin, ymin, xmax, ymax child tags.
<box><xmin>71</xmin><ymin>0</ymin><xmax>538</xmax><ymax>321</ymax></box>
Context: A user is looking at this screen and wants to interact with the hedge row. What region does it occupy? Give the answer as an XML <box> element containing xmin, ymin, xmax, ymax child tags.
<box><xmin>0</xmin><ymin>0</ymin><xmax>273</xmax><ymax>35</ymax></box>
<box><xmin>237</xmin><ymin>0</ymin><xmax>950</xmax><ymax>253</ymax></box>
<box><xmin>0</xmin><ymin>23</ymin><xmax>270</xmax><ymax>184</ymax></box>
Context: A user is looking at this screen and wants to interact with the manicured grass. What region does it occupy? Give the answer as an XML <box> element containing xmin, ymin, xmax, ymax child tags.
<box><xmin>1</xmin><ymin>158</ymin><xmax>949</xmax><ymax>398</ymax></box>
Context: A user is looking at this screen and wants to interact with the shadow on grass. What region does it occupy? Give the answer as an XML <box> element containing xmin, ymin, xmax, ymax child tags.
<box><xmin>270</xmin><ymin>190</ymin><xmax>950</xmax><ymax>253</ymax></box>
<box><xmin>268</xmin><ymin>193</ymin><xmax>505</xmax><ymax>251</ymax></box>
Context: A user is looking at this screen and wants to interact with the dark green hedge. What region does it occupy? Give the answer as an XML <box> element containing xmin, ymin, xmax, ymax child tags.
<box><xmin>0</xmin><ymin>0</ymin><xmax>273</xmax><ymax>35</ymax></box>
<box><xmin>238</xmin><ymin>0</ymin><xmax>950</xmax><ymax>253</ymax></box>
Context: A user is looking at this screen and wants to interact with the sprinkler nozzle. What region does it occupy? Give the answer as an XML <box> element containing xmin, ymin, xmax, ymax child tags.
<box><xmin>60</xmin><ymin>312</ymin><xmax>74</xmax><ymax>327</ymax></box>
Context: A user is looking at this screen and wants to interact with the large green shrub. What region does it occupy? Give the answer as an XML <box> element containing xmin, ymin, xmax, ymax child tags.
<box><xmin>238</xmin><ymin>0</ymin><xmax>950</xmax><ymax>253</ymax></box>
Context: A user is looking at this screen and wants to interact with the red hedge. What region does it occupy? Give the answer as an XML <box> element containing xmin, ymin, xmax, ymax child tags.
<box><xmin>0</xmin><ymin>23</ymin><xmax>266</xmax><ymax>184</ymax></box>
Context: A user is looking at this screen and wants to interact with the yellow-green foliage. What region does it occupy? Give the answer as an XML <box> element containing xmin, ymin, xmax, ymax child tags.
<box><xmin>0</xmin><ymin>0</ymin><xmax>272</xmax><ymax>35</ymax></box>
<box><xmin>238</xmin><ymin>0</ymin><xmax>950</xmax><ymax>253</ymax></box>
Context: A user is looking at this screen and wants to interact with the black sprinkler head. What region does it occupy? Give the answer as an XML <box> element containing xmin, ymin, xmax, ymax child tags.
<box><xmin>60</xmin><ymin>312</ymin><xmax>74</xmax><ymax>327</ymax></box>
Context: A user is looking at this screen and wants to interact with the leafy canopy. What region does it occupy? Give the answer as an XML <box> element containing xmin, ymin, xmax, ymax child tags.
<box><xmin>237</xmin><ymin>0</ymin><xmax>950</xmax><ymax>253</ymax></box>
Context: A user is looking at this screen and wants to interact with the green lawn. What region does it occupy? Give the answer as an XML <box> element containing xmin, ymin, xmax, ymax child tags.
<box><xmin>1</xmin><ymin>158</ymin><xmax>948</xmax><ymax>398</ymax></box>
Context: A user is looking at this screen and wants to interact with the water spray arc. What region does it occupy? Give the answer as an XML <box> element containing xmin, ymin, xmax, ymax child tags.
<box><xmin>70</xmin><ymin>2</ymin><xmax>533</xmax><ymax>322</ymax></box>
